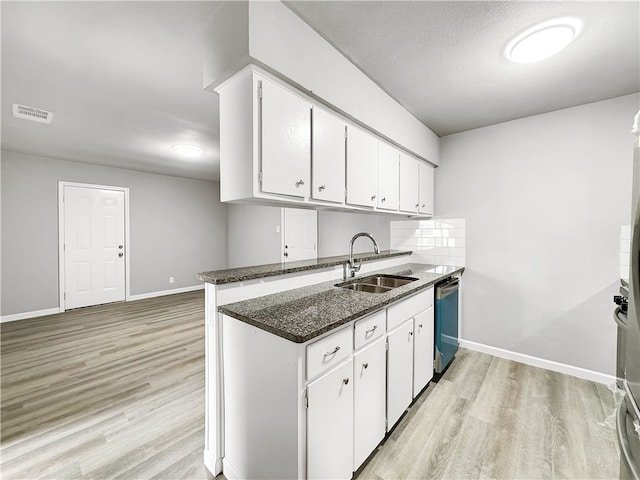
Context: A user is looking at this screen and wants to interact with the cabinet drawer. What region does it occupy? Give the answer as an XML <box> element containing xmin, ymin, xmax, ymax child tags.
<box><xmin>354</xmin><ymin>310</ymin><xmax>385</xmax><ymax>350</ymax></box>
<box><xmin>387</xmin><ymin>287</ymin><xmax>434</xmax><ymax>331</ymax></box>
<box><xmin>307</xmin><ymin>327</ymin><xmax>352</xmax><ymax>380</ymax></box>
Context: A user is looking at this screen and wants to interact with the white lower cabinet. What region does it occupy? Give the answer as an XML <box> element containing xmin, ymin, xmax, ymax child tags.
<box><xmin>353</xmin><ymin>338</ymin><xmax>386</xmax><ymax>470</ymax></box>
<box><xmin>307</xmin><ymin>360</ymin><xmax>354</xmax><ymax>480</ymax></box>
<box><xmin>386</xmin><ymin>319</ymin><xmax>415</xmax><ymax>429</ymax></box>
<box><xmin>413</xmin><ymin>306</ymin><xmax>435</xmax><ymax>397</ymax></box>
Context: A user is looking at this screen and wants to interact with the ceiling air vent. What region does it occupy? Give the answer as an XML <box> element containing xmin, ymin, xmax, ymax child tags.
<box><xmin>12</xmin><ymin>104</ymin><xmax>54</xmax><ymax>124</ymax></box>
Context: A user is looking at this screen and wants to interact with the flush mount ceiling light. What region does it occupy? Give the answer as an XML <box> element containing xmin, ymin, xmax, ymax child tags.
<box><xmin>506</xmin><ymin>18</ymin><xmax>582</xmax><ymax>63</ymax></box>
<box><xmin>172</xmin><ymin>144</ymin><xmax>204</xmax><ymax>158</ymax></box>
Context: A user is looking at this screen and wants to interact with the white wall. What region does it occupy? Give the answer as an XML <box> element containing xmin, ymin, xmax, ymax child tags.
<box><xmin>0</xmin><ymin>151</ymin><xmax>227</xmax><ymax>317</ymax></box>
<box><xmin>436</xmin><ymin>93</ymin><xmax>639</xmax><ymax>376</ymax></box>
<box><xmin>227</xmin><ymin>203</ymin><xmax>282</xmax><ymax>268</ymax></box>
<box><xmin>226</xmin><ymin>205</ymin><xmax>393</xmax><ymax>267</ymax></box>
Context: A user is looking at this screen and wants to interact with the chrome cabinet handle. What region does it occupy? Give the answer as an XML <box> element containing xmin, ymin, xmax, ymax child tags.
<box><xmin>381</xmin><ymin>197</ymin><xmax>386</xmax><ymax>203</ymax></box>
<box><xmin>422</xmin><ymin>204</ymin><xmax>425</xmax><ymax>208</ymax></box>
<box><xmin>343</xmin><ymin>378</ymin><xmax>350</xmax><ymax>385</ymax></box>
<box><xmin>323</xmin><ymin>346</ymin><xmax>340</xmax><ymax>357</ymax></box>
<box><xmin>409</xmin><ymin>331</ymin><xmax>413</xmax><ymax>336</ymax></box>
<box><xmin>118</xmin><ymin>245</ymin><xmax>123</xmax><ymax>249</ymax></box>
<box><xmin>371</xmin><ymin>195</ymin><xmax>376</xmax><ymax>201</ymax></box>
<box><xmin>318</xmin><ymin>185</ymin><xmax>326</xmax><ymax>191</ymax></box>
<box><xmin>363</xmin><ymin>363</ymin><xmax>369</xmax><ymax>369</ymax></box>
<box><xmin>283</xmin><ymin>252</ymin><xmax>288</xmax><ymax>257</ymax></box>
<box><xmin>295</xmin><ymin>180</ymin><xmax>305</xmax><ymax>187</ymax></box>
<box><xmin>418</xmin><ymin>323</ymin><xmax>423</xmax><ymax>328</ymax></box>
<box><xmin>118</xmin><ymin>252</ymin><xmax>124</xmax><ymax>257</ymax></box>
<box><xmin>415</xmin><ymin>203</ymin><xmax>419</xmax><ymax>208</ymax></box>
<box><xmin>365</xmin><ymin>325</ymin><xmax>378</xmax><ymax>335</ymax></box>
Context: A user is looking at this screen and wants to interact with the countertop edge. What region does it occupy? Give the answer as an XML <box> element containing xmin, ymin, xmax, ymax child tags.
<box><xmin>218</xmin><ymin>265</ymin><xmax>465</xmax><ymax>343</ymax></box>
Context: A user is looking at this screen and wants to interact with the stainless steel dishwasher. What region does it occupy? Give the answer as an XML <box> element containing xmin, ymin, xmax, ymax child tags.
<box><xmin>434</xmin><ymin>277</ymin><xmax>459</xmax><ymax>374</ymax></box>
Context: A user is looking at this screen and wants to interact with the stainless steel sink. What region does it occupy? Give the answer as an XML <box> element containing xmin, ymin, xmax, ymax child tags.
<box><xmin>336</xmin><ymin>274</ymin><xmax>418</xmax><ymax>293</ymax></box>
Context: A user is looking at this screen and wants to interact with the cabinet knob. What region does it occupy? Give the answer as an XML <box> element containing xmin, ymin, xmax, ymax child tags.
<box><xmin>318</xmin><ymin>185</ymin><xmax>326</xmax><ymax>191</ymax></box>
<box><xmin>418</xmin><ymin>323</ymin><xmax>423</xmax><ymax>328</ymax></box>
<box><xmin>283</xmin><ymin>252</ymin><xmax>288</xmax><ymax>257</ymax></box>
<box><xmin>295</xmin><ymin>180</ymin><xmax>305</xmax><ymax>187</ymax></box>
<box><xmin>343</xmin><ymin>378</ymin><xmax>350</xmax><ymax>385</ymax></box>
<box><xmin>422</xmin><ymin>204</ymin><xmax>425</xmax><ymax>208</ymax></box>
<box><xmin>409</xmin><ymin>331</ymin><xmax>413</xmax><ymax>336</ymax></box>
<box><xmin>363</xmin><ymin>363</ymin><xmax>369</xmax><ymax>370</ymax></box>
<box><xmin>371</xmin><ymin>195</ymin><xmax>376</xmax><ymax>201</ymax></box>
<box><xmin>415</xmin><ymin>203</ymin><xmax>419</xmax><ymax>208</ymax></box>
<box><xmin>381</xmin><ymin>197</ymin><xmax>386</xmax><ymax>203</ymax></box>
<box><xmin>118</xmin><ymin>252</ymin><xmax>124</xmax><ymax>257</ymax></box>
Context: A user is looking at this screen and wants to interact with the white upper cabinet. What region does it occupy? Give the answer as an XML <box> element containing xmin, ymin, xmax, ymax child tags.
<box><xmin>312</xmin><ymin>107</ymin><xmax>346</xmax><ymax>203</ymax></box>
<box><xmin>346</xmin><ymin>125</ymin><xmax>378</xmax><ymax>208</ymax></box>
<box><xmin>260</xmin><ymin>77</ymin><xmax>311</xmax><ymax>198</ymax></box>
<box><xmin>399</xmin><ymin>153</ymin><xmax>419</xmax><ymax>214</ymax></box>
<box><xmin>418</xmin><ymin>162</ymin><xmax>434</xmax><ymax>215</ymax></box>
<box><xmin>377</xmin><ymin>142</ymin><xmax>399</xmax><ymax>211</ymax></box>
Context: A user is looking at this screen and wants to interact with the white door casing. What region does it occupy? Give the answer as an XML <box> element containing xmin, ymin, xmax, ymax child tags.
<box><xmin>59</xmin><ymin>182</ymin><xmax>129</xmax><ymax>310</ymax></box>
<box><xmin>282</xmin><ymin>208</ymin><xmax>317</xmax><ymax>263</ymax></box>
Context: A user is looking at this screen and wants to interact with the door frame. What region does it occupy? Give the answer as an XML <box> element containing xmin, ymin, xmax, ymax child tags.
<box><xmin>58</xmin><ymin>181</ymin><xmax>131</xmax><ymax>311</ymax></box>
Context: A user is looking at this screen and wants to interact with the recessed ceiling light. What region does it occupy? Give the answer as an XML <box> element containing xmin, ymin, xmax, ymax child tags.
<box><xmin>173</xmin><ymin>144</ymin><xmax>204</xmax><ymax>158</ymax></box>
<box><xmin>506</xmin><ymin>18</ymin><xmax>582</xmax><ymax>63</ymax></box>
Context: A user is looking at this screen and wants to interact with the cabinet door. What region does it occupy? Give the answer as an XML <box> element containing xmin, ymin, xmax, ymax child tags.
<box><xmin>353</xmin><ymin>339</ymin><xmax>386</xmax><ymax>470</ymax></box>
<box><xmin>399</xmin><ymin>153</ymin><xmax>419</xmax><ymax>213</ymax></box>
<box><xmin>418</xmin><ymin>162</ymin><xmax>434</xmax><ymax>215</ymax></box>
<box><xmin>307</xmin><ymin>360</ymin><xmax>353</xmax><ymax>480</ymax></box>
<box><xmin>377</xmin><ymin>142</ymin><xmax>399</xmax><ymax>211</ymax></box>
<box><xmin>346</xmin><ymin>126</ymin><xmax>378</xmax><ymax>207</ymax></box>
<box><xmin>312</xmin><ymin>107</ymin><xmax>345</xmax><ymax>203</ymax></box>
<box><xmin>260</xmin><ymin>77</ymin><xmax>311</xmax><ymax>198</ymax></box>
<box><xmin>387</xmin><ymin>320</ymin><xmax>414</xmax><ymax>429</ymax></box>
<box><xmin>413</xmin><ymin>306</ymin><xmax>434</xmax><ymax>397</ymax></box>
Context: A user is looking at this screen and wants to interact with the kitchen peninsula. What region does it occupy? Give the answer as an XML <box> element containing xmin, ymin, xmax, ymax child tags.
<box><xmin>197</xmin><ymin>251</ymin><xmax>463</xmax><ymax>479</ymax></box>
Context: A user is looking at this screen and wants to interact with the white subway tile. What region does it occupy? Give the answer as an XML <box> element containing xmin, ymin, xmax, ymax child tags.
<box><xmin>391</xmin><ymin>220</ymin><xmax>420</xmax><ymax>229</ymax></box>
<box><xmin>620</xmin><ymin>225</ymin><xmax>631</xmax><ymax>240</ymax></box>
<box><xmin>412</xmin><ymin>253</ymin><xmax>436</xmax><ymax>264</ymax></box>
<box><xmin>435</xmin><ymin>238</ymin><xmax>446</xmax><ymax>247</ymax></box>
<box><xmin>450</xmin><ymin>247</ymin><xmax>466</xmax><ymax>257</ymax></box>
<box><xmin>620</xmin><ymin>238</ymin><xmax>631</xmax><ymax>253</ymax></box>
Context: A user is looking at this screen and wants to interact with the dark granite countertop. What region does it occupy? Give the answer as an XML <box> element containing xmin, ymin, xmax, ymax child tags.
<box><xmin>218</xmin><ymin>263</ymin><xmax>464</xmax><ymax>343</ymax></box>
<box><xmin>196</xmin><ymin>250</ymin><xmax>411</xmax><ymax>285</ymax></box>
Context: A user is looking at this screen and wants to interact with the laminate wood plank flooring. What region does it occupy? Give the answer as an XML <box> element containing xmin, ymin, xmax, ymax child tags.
<box><xmin>1</xmin><ymin>291</ymin><xmax>214</xmax><ymax>480</ymax></box>
<box><xmin>2</xmin><ymin>291</ymin><xmax>621</xmax><ymax>479</ymax></box>
<box><xmin>357</xmin><ymin>348</ymin><xmax>620</xmax><ymax>480</ymax></box>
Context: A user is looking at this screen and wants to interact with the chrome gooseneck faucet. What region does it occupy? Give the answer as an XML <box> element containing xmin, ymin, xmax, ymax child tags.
<box><xmin>346</xmin><ymin>232</ymin><xmax>380</xmax><ymax>278</ymax></box>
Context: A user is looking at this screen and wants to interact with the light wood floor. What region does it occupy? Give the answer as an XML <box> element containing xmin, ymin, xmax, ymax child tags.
<box><xmin>357</xmin><ymin>348</ymin><xmax>620</xmax><ymax>480</ymax></box>
<box><xmin>1</xmin><ymin>290</ymin><xmax>213</xmax><ymax>480</ymax></box>
<box><xmin>1</xmin><ymin>292</ymin><xmax>620</xmax><ymax>479</ymax></box>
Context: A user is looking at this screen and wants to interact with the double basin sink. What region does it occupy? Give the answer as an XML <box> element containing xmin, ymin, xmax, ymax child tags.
<box><xmin>336</xmin><ymin>274</ymin><xmax>418</xmax><ymax>294</ymax></box>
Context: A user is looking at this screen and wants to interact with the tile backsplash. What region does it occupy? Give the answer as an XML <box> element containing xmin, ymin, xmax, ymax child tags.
<box><xmin>390</xmin><ymin>218</ymin><xmax>466</xmax><ymax>267</ymax></box>
<box><xmin>620</xmin><ymin>225</ymin><xmax>630</xmax><ymax>281</ymax></box>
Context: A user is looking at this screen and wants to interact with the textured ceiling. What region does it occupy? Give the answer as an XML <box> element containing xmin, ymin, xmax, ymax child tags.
<box><xmin>1</xmin><ymin>1</ymin><xmax>639</xmax><ymax>182</ymax></box>
<box><xmin>286</xmin><ymin>1</ymin><xmax>640</xmax><ymax>136</ymax></box>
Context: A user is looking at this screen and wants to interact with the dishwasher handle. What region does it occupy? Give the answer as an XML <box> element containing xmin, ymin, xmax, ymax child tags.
<box><xmin>436</xmin><ymin>278</ymin><xmax>459</xmax><ymax>299</ymax></box>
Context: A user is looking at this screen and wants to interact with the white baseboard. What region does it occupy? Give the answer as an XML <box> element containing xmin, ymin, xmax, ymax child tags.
<box><xmin>203</xmin><ymin>449</ymin><xmax>222</xmax><ymax>476</ymax></box>
<box><xmin>459</xmin><ymin>339</ymin><xmax>616</xmax><ymax>385</ymax></box>
<box><xmin>1</xmin><ymin>307</ymin><xmax>62</xmax><ymax>323</ymax></box>
<box><xmin>129</xmin><ymin>284</ymin><xmax>204</xmax><ymax>301</ymax></box>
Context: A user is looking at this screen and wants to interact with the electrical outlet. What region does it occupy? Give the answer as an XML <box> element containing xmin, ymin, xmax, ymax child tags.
<box><xmin>169</xmin><ymin>276</ymin><xmax>175</xmax><ymax>284</ymax></box>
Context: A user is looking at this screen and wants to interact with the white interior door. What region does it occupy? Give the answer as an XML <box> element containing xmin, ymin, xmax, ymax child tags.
<box><xmin>282</xmin><ymin>208</ymin><xmax>317</xmax><ymax>262</ymax></box>
<box><xmin>63</xmin><ymin>185</ymin><xmax>126</xmax><ymax>309</ymax></box>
